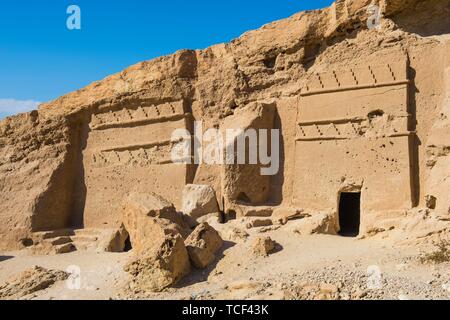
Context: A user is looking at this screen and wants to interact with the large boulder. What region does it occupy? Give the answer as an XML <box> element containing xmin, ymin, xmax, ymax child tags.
<box><xmin>100</xmin><ymin>224</ymin><xmax>130</xmax><ymax>253</ymax></box>
<box><xmin>291</xmin><ymin>213</ymin><xmax>336</xmax><ymax>236</ymax></box>
<box><xmin>272</xmin><ymin>207</ymin><xmax>308</xmax><ymax>225</ymax></box>
<box><xmin>185</xmin><ymin>223</ymin><xmax>223</xmax><ymax>268</ymax></box>
<box><xmin>220</xmin><ymin>102</ymin><xmax>277</xmax><ymax>209</ymax></box>
<box><xmin>121</xmin><ymin>192</ymin><xmax>188</xmax><ymax>253</ymax></box>
<box><xmin>123</xmin><ymin>192</ymin><xmax>186</xmax><ymax>225</ymax></box>
<box><xmin>182</xmin><ymin>184</ymin><xmax>219</xmax><ymax>221</ymax></box>
<box><xmin>124</xmin><ymin>234</ymin><xmax>190</xmax><ymax>292</ymax></box>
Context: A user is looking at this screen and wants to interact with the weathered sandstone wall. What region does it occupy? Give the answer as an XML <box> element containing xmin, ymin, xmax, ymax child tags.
<box><xmin>0</xmin><ymin>0</ymin><xmax>449</xmax><ymax>249</ymax></box>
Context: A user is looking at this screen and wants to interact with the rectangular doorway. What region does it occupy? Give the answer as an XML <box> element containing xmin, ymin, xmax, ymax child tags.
<box><xmin>338</xmin><ymin>192</ymin><xmax>361</xmax><ymax>237</ymax></box>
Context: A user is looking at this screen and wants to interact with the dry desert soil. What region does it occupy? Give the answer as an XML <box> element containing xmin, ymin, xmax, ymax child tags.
<box><xmin>0</xmin><ymin>222</ymin><xmax>449</xmax><ymax>300</ymax></box>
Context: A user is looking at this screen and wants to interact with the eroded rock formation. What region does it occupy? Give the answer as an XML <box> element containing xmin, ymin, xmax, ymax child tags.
<box><xmin>0</xmin><ymin>0</ymin><xmax>449</xmax><ymax>250</ymax></box>
<box><xmin>0</xmin><ymin>266</ymin><xmax>68</xmax><ymax>300</ymax></box>
<box><xmin>185</xmin><ymin>222</ymin><xmax>223</xmax><ymax>269</ymax></box>
<box><xmin>124</xmin><ymin>234</ymin><xmax>191</xmax><ymax>292</ymax></box>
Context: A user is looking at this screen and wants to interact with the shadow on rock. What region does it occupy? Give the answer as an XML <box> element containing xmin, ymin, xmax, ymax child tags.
<box><xmin>174</xmin><ymin>240</ymin><xmax>236</xmax><ymax>288</ymax></box>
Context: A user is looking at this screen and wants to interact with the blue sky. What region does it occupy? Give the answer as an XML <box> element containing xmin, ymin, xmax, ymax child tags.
<box><xmin>0</xmin><ymin>0</ymin><xmax>334</xmax><ymax>119</ymax></box>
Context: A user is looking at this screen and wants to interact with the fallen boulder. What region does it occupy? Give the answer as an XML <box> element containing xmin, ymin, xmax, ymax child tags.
<box><xmin>124</xmin><ymin>234</ymin><xmax>190</xmax><ymax>292</ymax></box>
<box><xmin>185</xmin><ymin>223</ymin><xmax>223</xmax><ymax>268</ymax></box>
<box><xmin>123</xmin><ymin>192</ymin><xmax>186</xmax><ymax>226</ymax></box>
<box><xmin>291</xmin><ymin>213</ymin><xmax>336</xmax><ymax>235</ymax></box>
<box><xmin>252</xmin><ymin>236</ymin><xmax>277</xmax><ymax>257</ymax></box>
<box><xmin>182</xmin><ymin>184</ymin><xmax>219</xmax><ymax>221</ymax></box>
<box><xmin>272</xmin><ymin>207</ymin><xmax>308</xmax><ymax>225</ymax></box>
<box><xmin>100</xmin><ymin>224</ymin><xmax>130</xmax><ymax>253</ymax></box>
<box><xmin>121</xmin><ymin>192</ymin><xmax>188</xmax><ymax>253</ymax></box>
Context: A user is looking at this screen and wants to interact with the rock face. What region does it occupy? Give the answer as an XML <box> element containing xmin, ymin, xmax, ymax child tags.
<box><xmin>0</xmin><ymin>113</ymin><xmax>77</xmax><ymax>250</ymax></box>
<box><xmin>220</xmin><ymin>102</ymin><xmax>277</xmax><ymax>208</ymax></box>
<box><xmin>185</xmin><ymin>223</ymin><xmax>223</xmax><ymax>268</ymax></box>
<box><xmin>0</xmin><ymin>0</ymin><xmax>449</xmax><ymax>250</ymax></box>
<box><xmin>124</xmin><ymin>234</ymin><xmax>190</xmax><ymax>292</ymax></box>
<box><xmin>425</xmin><ymin>53</ymin><xmax>450</xmax><ymax>217</ymax></box>
<box><xmin>182</xmin><ymin>184</ymin><xmax>219</xmax><ymax>220</ymax></box>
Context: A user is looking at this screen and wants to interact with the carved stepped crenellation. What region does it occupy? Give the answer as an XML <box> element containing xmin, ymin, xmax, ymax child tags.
<box><xmin>297</xmin><ymin>59</ymin><xmax>411</xmax><ymax>142</ymax></box>
<box><xmin>296</xmin><ymin>117</ymin><xmax>366</xmax><ymax>141</ymax></box>
<box><xmin>86</xmin><ymin>99</ymin><xmax>193</xmax><ymax>168</ymax></box>
<box><xmin>296</xmin><ymin>116</ymin><xmax>411</xmax><ymax>141</ymax></box>
<box><xmin>90</xmin><ymin>139</ymin><xmax>176</xmax><ymax>167</ymax></box>
<box><xmin>301</xmin><ymin>62</ymin><xmax>408</xmax><ymax>95</ymax></box>
<box><xmin>90</xmin><ymin>100</ymin><xmax>186</xmax><ymax>130</ymax></box>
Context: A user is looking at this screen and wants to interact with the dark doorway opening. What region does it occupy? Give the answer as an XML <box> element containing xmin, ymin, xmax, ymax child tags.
<box><xmin>338</xmin><ymin>192</ymin><xmax>361</xmax><ymax>237</ymax></box>
<box><xmin>124</xmin><ymin>236</ymin><xmax>132</xmax><ymax>252</ymax></box>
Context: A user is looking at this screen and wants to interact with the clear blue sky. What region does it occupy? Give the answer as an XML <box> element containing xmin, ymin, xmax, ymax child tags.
<box><xmin>0</xmin><ymin>0</ymin><xmax>333</xmax><ymax>118</ymax></box>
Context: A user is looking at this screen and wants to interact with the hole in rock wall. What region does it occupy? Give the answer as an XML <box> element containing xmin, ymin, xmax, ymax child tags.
<box><xmin>263</xmin><ymin>56</ymin><xmax>277</xmax><ymax>69</ymax></box>
<box><xmin>237</xmin><ymin>192</ymin><xmax>251</xmax><ymax>204</ymax></box>
<box><xmin>368</xmin><ymin>110</ymin><xmax>385</xmax><ymax>119</ymax></box>
<box><xmin>20</xmin><ymin>238</ymin><xmax>34</xmax><ymax>247</ymax></box>
<box><xmin>123</xmin><ymin>236</ymin><xmax>132</xmax><ymax>252</ymax></box>
<box><xmin>220</xmin><ymin>210</ymin><xmax>237</xmax><ymax>224</ymax></box>
<box><xmin>338</xmin><ymin>192</ymin><xmax>361</xmax><ymax>237</ymax></box>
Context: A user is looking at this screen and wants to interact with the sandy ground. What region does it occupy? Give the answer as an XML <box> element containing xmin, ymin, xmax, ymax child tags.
<box><xmin>0</xmin><ymin>224</ymin><xmax>449</xmax><ymax>300</ymax></box>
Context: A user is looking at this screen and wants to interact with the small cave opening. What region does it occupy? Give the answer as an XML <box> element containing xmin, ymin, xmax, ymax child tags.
<box><xmin>368</xmin><ymin>110</ymin><xmax>385</xmax><ymax>119</ymax></box>
<box><xmin>20</xmin><ymin>238</ymin><xmax>34</xmax><ymax>248</ymax></box>
<box><xmin>123</xmin><ymin>236</ymin><xmax>133</xmax><ymax>252</ymax></box>
<box><xmin>338</xmin><ymin>192</ymin><xmax>361</xmax><ymax>237</ymax></box>
<box><xmin>263</xmin><ymin>56</ymin><xmax>277</xmax><ymax>69</ymax></box>
<box><xmin>219</xmin><ymin>209</ymin><xmax>237</xmax><ymax>224</ymax></box>
<box><xmin>237</xmin><ymin>192</ymin><xmax>251</xmax><ymax>204</ymax></box>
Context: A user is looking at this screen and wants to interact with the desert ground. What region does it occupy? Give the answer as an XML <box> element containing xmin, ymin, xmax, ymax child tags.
<box><xmin>1</xmin><ymin>219</ymin><xmax>448</xmax><ymax>300</ymax></box>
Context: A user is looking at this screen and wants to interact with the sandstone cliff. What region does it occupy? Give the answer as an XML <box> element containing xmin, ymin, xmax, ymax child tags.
<box><xmin>0</xmin><ymin>0</ymin><xmax>449</xmax><ymax>250</ymax></box>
